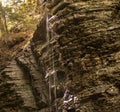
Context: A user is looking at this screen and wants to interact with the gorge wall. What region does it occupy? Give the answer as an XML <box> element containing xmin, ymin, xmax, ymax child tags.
<box><xmin>0</xmin><ymin>0</ymin><xmax>120</xmax><ymax>112</ymax></box>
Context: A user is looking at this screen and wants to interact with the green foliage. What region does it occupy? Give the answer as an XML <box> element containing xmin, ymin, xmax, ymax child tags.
<box><xmin>2</xmin><ymin>0</ymin><xmax>41</xmax><ymax>33</ymax></box>
<box><xmin>9</xmin><ymin>12</ymin><xmax>25</xmax><ymax>21</ymax></box>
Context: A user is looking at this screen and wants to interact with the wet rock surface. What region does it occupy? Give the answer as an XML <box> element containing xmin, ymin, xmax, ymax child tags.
<box><xmin>0</xmin><ymin>0</ymin><xmax>120</xmax><ymax>112</ymax></box>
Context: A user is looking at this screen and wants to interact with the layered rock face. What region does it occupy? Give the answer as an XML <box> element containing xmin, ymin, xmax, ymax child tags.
<box><xmin>0</xmin><ymin>0</ymin><xmax>120</xmax><ymax>112</ymax></box>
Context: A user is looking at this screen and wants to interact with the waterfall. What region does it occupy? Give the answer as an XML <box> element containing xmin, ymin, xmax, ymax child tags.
<box><xmin>46</xmin><ymin>12</ymin><xmax>58</xmax><ymax>112</ymax></box>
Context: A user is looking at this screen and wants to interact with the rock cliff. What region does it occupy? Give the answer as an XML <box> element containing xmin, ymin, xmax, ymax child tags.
<box><xmin>0</xmin><ymin>0</ymin><xmax>120</xmax><ymax>112</ymax></box>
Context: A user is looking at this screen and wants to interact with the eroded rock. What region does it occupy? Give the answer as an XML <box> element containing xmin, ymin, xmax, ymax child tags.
<box><xmin>0</xmin><ymin>0</ymin><xmax>120</xmax><ymax>112</ymax></box>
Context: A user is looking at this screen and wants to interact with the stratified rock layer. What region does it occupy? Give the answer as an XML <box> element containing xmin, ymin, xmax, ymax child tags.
<box><xmin>0</xmin><ymin>0</ymin><xmax>120</xmax><ymax>112</ymax></box>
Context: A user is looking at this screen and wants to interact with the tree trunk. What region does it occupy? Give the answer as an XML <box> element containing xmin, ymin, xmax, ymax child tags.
<box><xmin>0</xmin><ymin>1</ymin><xmax>8</xmax><ymax>36</ymax></box>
